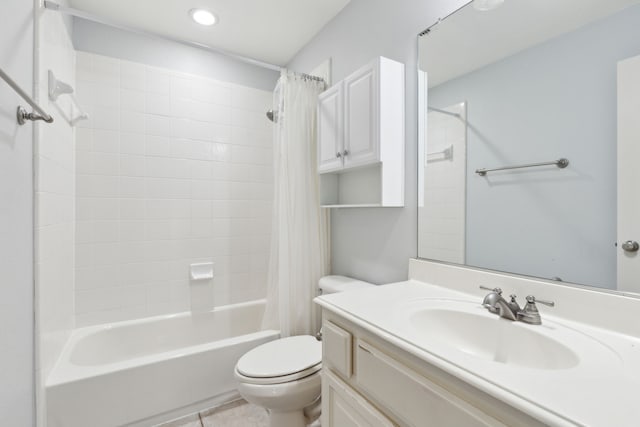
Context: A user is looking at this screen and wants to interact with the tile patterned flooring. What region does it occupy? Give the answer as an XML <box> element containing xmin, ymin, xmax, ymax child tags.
<box><xmin>157</xmin><ymin>400</ymin><xmax>269</xmax><ymax>427</ymax></box>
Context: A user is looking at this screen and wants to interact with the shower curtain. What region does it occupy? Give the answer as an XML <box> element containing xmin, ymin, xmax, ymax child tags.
<box><xmin>261</xmin><ymin>70</ymin><xmax>330</xmax><ymax>337</ymax></box>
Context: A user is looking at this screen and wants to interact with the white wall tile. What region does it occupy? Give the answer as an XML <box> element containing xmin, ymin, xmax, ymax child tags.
<box><xmin>75</xmin><ymin>53</ymin><xmax>273</xmax><ymax>326</ymax></box>
<box><xmin>93</xmin><ymin>107</ymin><xmax>120</xmax><ymax>130</ymax></box>
<box><xmin>93</xmin><ymin>129</ymin><xmax>119</xmax><ymax>153</ymax></box>
<box><xmin>146</xmin><ymin>93</ymin><xmax>171</xmax><ymax>116</ymax></box>
<box><xmin>119</xmin><ymin>176</ymin><xmax>146</xmax><ymax>198</ymax></box>
<box><xmin>92</xmin><ymin>55</ymin><xmax>120</xmax><ymax>86</ymax></box>
<box><xmin>146</xmin><ymin>114</ymin><xmax>171</xmax><ymax>137</ymax></box>
<box><xmin>121</xmin><ymin>62</ymin><xmax>146</xmax><ymax>90</ymax></box>
<box><xmin>91</xmin><ymin>152</ymin><xmax>120</xmax><ymax>175</ymax></box>
<box><xmin>146</xmin><ymin>67</ymin><xmax>171</xmax><ymax>94</ymax></box>
<box><xmin>120</xmin><ymin>132</ymin><xmax>146</xmax><ymax>155</ymax></box>
<box><xmin>93</xmin><ymin>84</ymin><xmax>120</xmax><ymax>108</ymax></box>
<box><xmin>120</xmin><ymin>111</ymin><xmax>146</xmax><ymax>134</ymax></box>
<box><xmin>145</xmin><ymin>135</ymin><xmax>170</xmax><ymax>157</ymax></box>
<box><xmin>170</xmin><ymin>76</ymin><xmax>192</xmax><ymax>100</ymax></box>
<box><xmin>120</xmin><ymin>154</ymin><xmax>146</xmax><ymax>177</ymax></box>
<box><xmin>121</xmin><ymin>89</ymin><xmax>146</xmax><ymax>112</ymax></box>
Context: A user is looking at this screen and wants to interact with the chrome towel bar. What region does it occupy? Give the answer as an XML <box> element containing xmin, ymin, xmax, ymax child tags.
<box><xmin>476</xmin><ymin>158</ymin><xmax>569</xmax><ymax>176</ymax></box>
<box><xmin>0</xmin><ymin>67</ymin><xmax>54</xmax><ymax>125</ymax></box>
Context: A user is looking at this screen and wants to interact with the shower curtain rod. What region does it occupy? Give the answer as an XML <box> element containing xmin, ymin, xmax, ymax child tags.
<box><xmin>43</xmin><ymin>0</ymin><xmax>283</xmax><ymax>72</ymax></box>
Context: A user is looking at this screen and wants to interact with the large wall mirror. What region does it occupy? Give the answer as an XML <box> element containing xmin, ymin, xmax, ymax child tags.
<box><xmin>418</xmin><ymin>0</ymin><xmax>640</xmax><ymax>295</ymax></box>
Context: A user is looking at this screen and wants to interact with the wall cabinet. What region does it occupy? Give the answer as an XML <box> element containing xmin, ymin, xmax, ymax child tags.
<box><xmin>320</xmin><ymin>310</ymin><xmax>547</xmax><ymax>427</ymax></box>
<box><xmin>317</xmin><ymin>57</ymin><xmax>405</xmax><ymax>207</ymax></box>
<box><xmin>318</xmin><ymin>84</ymin><xmax>344</xmax><ymax>172</ymax></box>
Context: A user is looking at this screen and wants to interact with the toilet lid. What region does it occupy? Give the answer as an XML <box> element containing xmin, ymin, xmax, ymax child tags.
<box><xmin>236</xmin><ymin>335</ymin><xmax>322</xmax><ymax>379</ymax></box>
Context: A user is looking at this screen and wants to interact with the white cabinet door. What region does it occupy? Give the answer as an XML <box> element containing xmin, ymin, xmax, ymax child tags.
<box><xmin>318</xmin><ymin>84</ymin><xmax>344</xmax><ymax>173</ymax></box>
<box><xmin>323</xmin><ymin>369</ymin><xmax>395</xmax><ymax>427</ymax></box>
<box><xmin>344</xmin><ymin>65</ymin><xmax>379</xmax><ymax>168</ymax></box>
<box><xmin>356</xmin><ymin>341</ymin><xmax>506</xmax><ymax>427</ymax></box>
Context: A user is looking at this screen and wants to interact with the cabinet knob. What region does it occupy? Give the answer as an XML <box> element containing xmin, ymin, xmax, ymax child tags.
<box><xmin>336</xmin><ymin>152</ymin><xmax>342</xmax><ymax>158</ymax></box>
<box><xmin>343</xmin><ymin>149</ymin><xmax>349</xmax><ymax>156</ymax></box>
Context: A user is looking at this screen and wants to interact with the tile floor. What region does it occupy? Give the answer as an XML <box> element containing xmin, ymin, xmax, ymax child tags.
<box><xmin>157</xmin><ymin>400</ymin><xmax>269</xmax><ymax>427</ymax></box>
<box><xmin>158</xmin><ymin>399</ymin><xmax>322</xmax><ymax>427</ymax></box>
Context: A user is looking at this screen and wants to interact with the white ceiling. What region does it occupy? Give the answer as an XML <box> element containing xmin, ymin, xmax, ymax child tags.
<box><xmin>421</xmin><ymin>0</ymin><xmax>640</xmax><ymax>87</ymax></box>
<box><xmin>68</xmin><ymin>0</ymin><xmax>351</xmax><ymax>66</ymax></box>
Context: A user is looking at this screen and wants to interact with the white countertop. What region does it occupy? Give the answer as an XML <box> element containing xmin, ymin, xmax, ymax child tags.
<box><xmin>315</xmin><ymin>280</ymin><xmax>640</xmax><ymax>427</ymax></box>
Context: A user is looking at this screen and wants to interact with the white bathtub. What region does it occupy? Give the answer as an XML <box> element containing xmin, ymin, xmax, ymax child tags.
<box><xmin>46</xmin><ymin>300</ymin><xmax>279</xmax><ymax>427</ymax></box>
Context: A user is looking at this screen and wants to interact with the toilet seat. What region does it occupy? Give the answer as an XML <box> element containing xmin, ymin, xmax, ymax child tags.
<box><xmin>235</xmin><ymin>363</ymin><xmax>321</xmax><ymax>385</ymax></box>
<box><xmin>235</xmin><ymin>335</ymin><xmax>322</xmax><ymax>385</ymax></box>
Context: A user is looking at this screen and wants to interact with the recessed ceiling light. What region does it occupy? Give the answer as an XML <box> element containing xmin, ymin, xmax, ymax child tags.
<box><xmin>472</xmin><ymin>0</ymin><xmax>505</xmax><ymax>12</ymax></box>
<box><xmin>189</xmin><ymin>8</ymin><xmax>217</xmax><ymax>26</ymax></box>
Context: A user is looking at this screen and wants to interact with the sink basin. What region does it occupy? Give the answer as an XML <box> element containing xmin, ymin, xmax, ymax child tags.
<box><xmin>387</xmin><ymin>298</ymin><xmax>626</xmax><ymax>371</ymax></box>
<box><xmin>407</xmin><ymin>302</ymin><xmax>579</xmax><ymax>370</ymax></box>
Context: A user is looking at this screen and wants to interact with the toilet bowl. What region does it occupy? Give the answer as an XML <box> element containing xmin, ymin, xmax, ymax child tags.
<box><xmin>234</xmin><ymin>275</ymin><xmax>374</xmax><ymax>427</ymax></box>
<box><xmin>235</xmin><ymin>335</ymin><xmax>322</xmax><ymax>427</ymax></box>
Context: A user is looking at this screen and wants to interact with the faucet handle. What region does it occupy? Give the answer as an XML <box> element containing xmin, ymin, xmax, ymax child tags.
<box><xmin>519</xmin><ymin>295</ymin><xmax>554</xmax><ymax>325</ymax></box>
<box><xmin>479</xmin><ymin>286</ymin><xmax>502</xmax><ymax>294</ymax></box>
<box><xmin>507</xmin><ymin>294</ymin><xmax>521</xmax><ymax>313</ymax></box>
<box><xmin>525</xmin><ymin>295</ymin><xmax>555</xmax><ymax>307</ymax></box>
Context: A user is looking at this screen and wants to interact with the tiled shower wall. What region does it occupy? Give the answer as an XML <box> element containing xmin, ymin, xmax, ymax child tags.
<box><xmin>74</xmin><ymin>52</ymin><xmax>273</xmax><ymax>326</ymax></box>
<box><xmin>418</xmin><ymin>102</ymin><xmax>467</xmax><ymax>264</ymax></box>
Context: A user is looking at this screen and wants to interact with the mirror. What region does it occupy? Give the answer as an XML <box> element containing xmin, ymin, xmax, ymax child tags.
<box><xmin>418</xmin><ymin>0</ymin><xmax>640</xmax><ymax>294</ymax></box>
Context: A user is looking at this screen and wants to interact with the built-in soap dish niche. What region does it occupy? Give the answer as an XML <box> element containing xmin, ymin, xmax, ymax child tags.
<box><xmin>48</xmin><ymin>70</ymin><xmax>89</xmax><ymax>126</ymax></box>
<box><xmin>190</xmin><ymin>262</ymin><xmax>214</xmax><ymax>281</ymax></box>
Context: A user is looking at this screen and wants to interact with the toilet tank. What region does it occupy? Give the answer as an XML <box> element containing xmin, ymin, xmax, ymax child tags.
<box><xmin>318</xmin><ymin>275</ymin><xmax>374</xmax><ymax>295</ymax></box>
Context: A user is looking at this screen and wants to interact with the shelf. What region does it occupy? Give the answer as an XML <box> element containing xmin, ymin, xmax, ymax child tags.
<box><xmin>321</xmin><ymin>204</ymin><xmax>384</xmax><ymax>208</ymax></box>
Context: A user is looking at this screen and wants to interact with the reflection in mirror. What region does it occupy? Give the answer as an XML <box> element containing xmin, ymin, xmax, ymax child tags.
<box><xmin>418</xmin><ymin>0</ymin><xmax>640</xmax><ymax>294</ymax></box>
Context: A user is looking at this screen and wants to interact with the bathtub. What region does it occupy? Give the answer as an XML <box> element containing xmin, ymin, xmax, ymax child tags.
<box><xmin>46</xmin><ymin>300</ymin><xmax>279</xmax><ymax>427</ymax></box>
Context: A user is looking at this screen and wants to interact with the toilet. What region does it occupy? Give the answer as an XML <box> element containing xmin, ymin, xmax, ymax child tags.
<box><xmin>234</xmin><ymin>275</ymin><xmax>374</xmax><ymax>427</ymax></box>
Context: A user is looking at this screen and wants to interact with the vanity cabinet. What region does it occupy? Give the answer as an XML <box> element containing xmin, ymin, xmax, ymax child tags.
<box><xmin>323</xmin><ymin>369</ymin><xmax>395</xmax><ymax>427</ymax></box>
<box><xmin>317</xmin><ymin>56</ymin><xmax>405</xmax><ymax>207</ymax></box>
<box><xmin>320</xmin><ymin>310</ymin><xmax>546</xmax><ymax>427</ymax></box>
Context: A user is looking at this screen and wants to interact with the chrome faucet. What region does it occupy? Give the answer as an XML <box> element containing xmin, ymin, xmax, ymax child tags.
<box><xmin>480</xmin><ymin>287</ymin><xmax>518</xmax><ymax>321</ymax></box>
<box><xmin>480</xmin><ymin>286</ymin><xmax>554</xmax><ymax>325</ymax></box>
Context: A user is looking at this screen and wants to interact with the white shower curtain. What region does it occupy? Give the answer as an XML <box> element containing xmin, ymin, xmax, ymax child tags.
<box><xmin>261</xmin><ymin>70</ymin><xmax>330</xmax><ymax>337</ymax></box>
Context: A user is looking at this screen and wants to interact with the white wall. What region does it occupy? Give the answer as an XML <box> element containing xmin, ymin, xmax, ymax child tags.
<box><xmin>288</xmin><ymin>0</ymin><xmax>468</xmax><ymax>284</ymax></box>
<box><xmin>0</xmin><ymin>0</ymin><xmax>35</xmax><ymax>425</ymax></box>
<box><xmin>73</xmin><ymin>19</ymin><xmax>279</xmax><ymax>92</ymax></box>
<box><xmin>34</xmin><ymin>3</ymin><xmax>77</xmax><ymax>425</ymax></box>
<box><xmin>73</xmin><ymin>52</ymin><xmax>274</xmax><ymax>326</ymax></box>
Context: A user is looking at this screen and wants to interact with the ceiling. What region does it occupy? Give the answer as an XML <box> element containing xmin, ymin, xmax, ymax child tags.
<box><xmin>68</xmin><ymin>0</ymin><xmax>351</xmax><ymax>66</ymax></box>
<box><xmin>421</xmin><ymin>0</ymin><xmax>640</xmax><ymax>87</ymax></box>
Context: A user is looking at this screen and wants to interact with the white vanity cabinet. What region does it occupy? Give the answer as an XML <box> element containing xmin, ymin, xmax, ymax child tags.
<box><xmin>323</xmin><ymin>370</ymin><xmax>395</xmax><ymax>427</ymax></box>
<box><xmin>317</xmin><ymin>56</ymin><xmax>405</xmax><ymax>207</ymax></box>
<box><xmin>320</xmin><ymin>310</ymin><xmax>546</xmax><ymax>427</ymax></box>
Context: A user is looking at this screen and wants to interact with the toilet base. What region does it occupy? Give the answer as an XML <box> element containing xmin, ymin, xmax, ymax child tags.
<box><xmin>269</xmin><ymin>410</ymin><xmax>307</xmax><ymax>427</ymax></box>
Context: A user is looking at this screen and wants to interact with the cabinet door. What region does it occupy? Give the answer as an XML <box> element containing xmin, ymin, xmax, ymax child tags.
<box><xmin>356</xmin><ymin>341</ymin><xmax>506</xmax><ymax>427</ymax></box>
<box><xmin>344</xmin><ymin>65</ymin><xmax>379</xmax><ymax>168</ymax></box>
<box><xmin>323</xmin><ymin>369</ymin><xmax>395</xmax><ymax>427</ymax></box>
<box><xmin>318</xmin><ymin>84</ymin><xmax>344</xmax><ymax>173</ymax></box>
